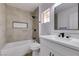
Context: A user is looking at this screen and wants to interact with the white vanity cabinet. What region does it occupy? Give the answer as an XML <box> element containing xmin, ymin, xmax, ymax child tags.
<box><xmin>40</xmin><ymin>38</ymin><xmax>79</xmax><ymax>56</ymax></box>
<box><xmin>40</xmin><ymin>45</ymin><xmax>51</xmax><ymax>56</ymax></box>
<box><xmin>40</xmin><ymin>38</ymin><xmax>63</xmax><ymax>56</ymax></box>
<box><xmin>40</xmin><ymin>44</ymin><xmax>62</xmax><ymax>56</ymax></box>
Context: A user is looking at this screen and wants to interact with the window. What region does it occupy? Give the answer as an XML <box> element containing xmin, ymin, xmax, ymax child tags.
<box><xmin>41</xmin><ymin>8</ymin><xmax>50</xmax><ymax>23</ymax></box>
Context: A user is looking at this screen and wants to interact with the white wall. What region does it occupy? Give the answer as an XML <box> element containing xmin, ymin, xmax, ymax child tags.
<box><xmin>6</xmin><ymin>5</ymin><xmax>32</xmax><ymax>43</ymax></box>
<box><xmin>0</xmin><ymin>4</ymin><xmax>6</xmax><ymax>49</ymax></box>
<box><xmin>39</xmin><ymin>3</ymin><xmax>54</xmax><ymax>35</ymax></box>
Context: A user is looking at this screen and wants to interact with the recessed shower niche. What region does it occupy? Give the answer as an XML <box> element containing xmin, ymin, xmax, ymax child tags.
<box><xmin>13</xmin><ymin>21</ymin><xmax>28</xmax><ymax>29</ymax></box>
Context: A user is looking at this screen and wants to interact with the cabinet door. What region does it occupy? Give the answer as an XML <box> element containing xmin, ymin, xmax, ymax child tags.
<box><xmin>40</xmin><ymin>44</ymin><xmax>55</xmax><ymax>56</ymax></box>
<box><xmin>48</xmin><ymin>48</ymin><xmax>63</xmax><ymax>56</ymax></box>
<box><xmin>40</xmin><ymin>45</ymin><xmax>62</xmax><ymax>56</ymax></box>
<box><xmin>40</xmin><ymin>39</ymin><xmax>62</xmax><ymax>56</ymax></box>
<box><xmin>40</xmin><ymin>45</ymin><xmax>51</xmax><ymax>56</ymax></box>
<box><xmin>54</xmin><ymin>51</ymin><xmax>63</xmax><ymax>56</ymax></box>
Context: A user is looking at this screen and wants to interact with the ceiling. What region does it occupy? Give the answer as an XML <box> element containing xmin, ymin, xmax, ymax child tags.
<box><xmin>6</xmin><ymin>3</ymin><xmax>40</xmax><ymax>12</ymax></box>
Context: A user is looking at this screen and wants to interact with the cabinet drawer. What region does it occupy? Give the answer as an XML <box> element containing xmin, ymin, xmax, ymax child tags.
<box><xmin>42</xmin><ymin>39</ymin><xmax>79</xmax><ymax>56</ymax></box>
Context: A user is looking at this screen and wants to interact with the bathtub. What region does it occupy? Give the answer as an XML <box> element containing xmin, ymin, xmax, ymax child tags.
<box><xmin>0</xmin><ymin>40</ymin><xmax>33</xmax><ymax>56</ymax></box>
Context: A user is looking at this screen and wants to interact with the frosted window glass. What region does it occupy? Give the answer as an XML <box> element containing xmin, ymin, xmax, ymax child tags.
<box><xmin>41</xmin><ymin>8</ymin><xmax>50</xmax><ymax>23</ymax></box>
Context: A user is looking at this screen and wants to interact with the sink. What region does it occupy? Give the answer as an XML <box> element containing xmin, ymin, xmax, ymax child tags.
<box><xmin>30</xmin><ymin>42</ymin><xmax>40</xmax><ymax>50</ymax></box>
<box><xmin>30</xmin><ymin>42</ymin><xmax>40</xmax><ymax>56</ymax></box>
<box><xmin>55</xmin><ymin>37</ymin><xmax>72</xmax><ymax>41</ymax></box>
<box><xmin>41</xmin><ymin>35</ymin><xmax>73</xmax><ymax>41</ymax></box>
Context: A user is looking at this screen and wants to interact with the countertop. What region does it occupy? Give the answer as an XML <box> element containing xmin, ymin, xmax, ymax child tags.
<box><xmin>40</xmin><ymin>35</ymin><xmax>79</xmax><ymax>51</ymax></box>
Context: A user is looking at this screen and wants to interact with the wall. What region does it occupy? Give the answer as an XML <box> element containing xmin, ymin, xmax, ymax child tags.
<box><xmin>0</xmin><ymin>4</ymin><xmax>6</xmax><ymax>49</ymax></box>
<box><xmin>32</xmin><ymin>7</ymin><xmax>39</xmax><ymax>43</ymax></box>
<box><xmin>6</xmin><ymin>5</ymin><xmax>32</xmax><ymax>43</ymax></box>
<box><xmin>39</xmin><ymin>3</ymin><xmax>54</xmax><ymax>35</ymax></box>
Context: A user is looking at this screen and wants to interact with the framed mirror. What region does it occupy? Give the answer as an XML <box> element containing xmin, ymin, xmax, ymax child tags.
<box><xmin>54</xmin><ymin>3</ymin><xmax>79</xmax><ymax>30</ymax></box>
<box><xmin>13</xmin><ymin>21</ymin><xmax>28</xmax><ymax>29</ymax></box>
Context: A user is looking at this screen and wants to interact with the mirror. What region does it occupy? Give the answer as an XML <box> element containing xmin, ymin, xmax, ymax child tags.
<box><xmin>54</xmin><ymin>3</ymin><xmax>79</xmax><ymax>30</ymax></box>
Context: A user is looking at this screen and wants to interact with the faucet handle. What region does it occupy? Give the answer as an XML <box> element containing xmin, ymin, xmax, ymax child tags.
<box><xmin>66</xmin><ymin>35</ymin><xmax>71</xmax><ymax>38</ymax></box>
<box><xmin>58</xmin><ymin>34</ymin><xmax>61</xmax><ymax>37</ymax></box>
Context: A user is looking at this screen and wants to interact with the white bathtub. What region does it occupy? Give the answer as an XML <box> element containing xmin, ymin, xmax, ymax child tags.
<box><xmin>0</xmin><ymin>40</ymin><xmax>33</xmax><ymax>56</ymax></box>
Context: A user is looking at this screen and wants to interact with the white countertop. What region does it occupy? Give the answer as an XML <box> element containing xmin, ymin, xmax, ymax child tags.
<box><xmin>40</xmin><ymin>35</ymin><xmax>79</xmax><ymax>51</ymax></box>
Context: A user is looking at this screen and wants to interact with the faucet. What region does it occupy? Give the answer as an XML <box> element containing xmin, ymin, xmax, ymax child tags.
<box><xmin>58</xmin><ymin>33</ymin><xmax>71</xmax><ymax>39</ymax></box>
<box><xmin>65</xmin><ymin>34</ymin><xmax>71</xmax><ymax>38</ymax></box>
<box><xmin>58</xmin><ymin>33</ymin><xmax>65</xmax><ymax>38</ymax></box>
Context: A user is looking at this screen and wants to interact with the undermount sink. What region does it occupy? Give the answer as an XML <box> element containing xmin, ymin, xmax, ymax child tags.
<box><xmin>55</xmin><ymin>37</ymin><xmax>72</xmax><ymax>41</ymax></box>
<box><xmin>44</xmin><ymin>35</ymin><xmax>72</xmax><ymax>41</ymax></box>
<box><xmin>59</xmin><ymin>37</ymin><xmax>71</xmax><ymax>40</ymax></box>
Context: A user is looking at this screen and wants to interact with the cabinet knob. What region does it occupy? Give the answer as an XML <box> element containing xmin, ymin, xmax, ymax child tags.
<box><xmin>49</xmin><ymin>52</ymin><xmax>54</xmax><ymax>56</ymax></box>
<box><xmin>52</xmin><ymin>54</ymin><xmax>54</xmax><ymax>56</ymax></box>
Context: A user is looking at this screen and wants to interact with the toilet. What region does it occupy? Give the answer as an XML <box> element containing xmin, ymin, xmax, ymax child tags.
<box><xmin>30</xmin><ymin>42</ymin><xmax>40</xmax><ymax>56</ymax></box>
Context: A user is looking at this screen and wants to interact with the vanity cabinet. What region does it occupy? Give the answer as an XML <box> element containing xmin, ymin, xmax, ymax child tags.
<box><xmin>40</xmin><ymin>39</ymin><xmax>63</xmax><ymax>56</ymax></box>
<box><xmin>40</xmin><ymin>44</ymin><xmax>62</xmax><ymax>56</ymax></box>
<box><xmin>40</xmin><ymin>38</ymin><xmax>79</xmax><ymax>56</ymax></box>
<box><xmin>40</xmin><ymin>45</ymin><xmax>52</xmax><ymax>56</ymax></box>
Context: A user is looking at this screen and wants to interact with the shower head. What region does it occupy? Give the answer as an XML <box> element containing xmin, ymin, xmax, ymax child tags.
<box><xmin>32</xmin><ymin>16</ymin><xmax>36</xmax><ymax>19</ymax></box>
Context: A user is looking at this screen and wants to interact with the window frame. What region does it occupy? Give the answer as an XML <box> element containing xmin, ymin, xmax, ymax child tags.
<box><xmin>41</xmin><ymin>8</ymin><xmax>51</xmax><ymax>23</ymax></box>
